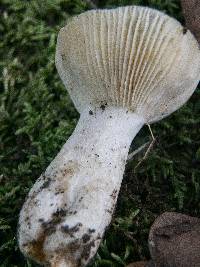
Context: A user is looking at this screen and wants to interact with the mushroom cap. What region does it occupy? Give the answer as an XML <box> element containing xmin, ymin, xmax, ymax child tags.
<box><xmin>56</xmin><ymin>6</ymin><xmax>200</xmax><ymax>123</ymax></box>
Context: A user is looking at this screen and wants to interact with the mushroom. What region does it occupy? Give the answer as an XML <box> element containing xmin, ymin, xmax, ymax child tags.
<box><xmin>18</xmin><ymin>6</ymin><xmax>200</xmax><ymax>267</ymax></box>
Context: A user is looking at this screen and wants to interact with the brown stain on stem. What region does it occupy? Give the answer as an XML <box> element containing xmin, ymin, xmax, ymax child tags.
<box><xmin>21</xmin><ymin>161</ymin><xmax>80</xmax><ymax>264</ymax></box>
<box><xmin>24</xmin><ymin>234</ymin><xmax>46</xmax><ymax>263</ymax></box>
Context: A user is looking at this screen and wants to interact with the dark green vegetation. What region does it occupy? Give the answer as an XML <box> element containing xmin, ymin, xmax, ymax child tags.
<box><xmin>0</xmin><ymin>0</ymin><xmax>199</xmax><ymax>266</ymax></box>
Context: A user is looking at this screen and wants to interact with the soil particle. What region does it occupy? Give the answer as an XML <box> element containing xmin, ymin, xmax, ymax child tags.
<box><xmin>89</xmin><ymin>110</ymin><xmax>93</xmax><ymax>115</ymax></box>
<box><xmin>82</xmin><ymin>233</ymin><xmax>91</xmax><ymax>243</ymax></box>
<box><xmin>33</xmin><ymin>199</ymin><xmax>39</xmax><ymax>206</ymax></box>
<box><xmin>96</xmin><ymin>234</ymin><xmax>101</xmax><ymax>240</ymax></box>
<box><xmin>105</xmin><ymin>208</ymin><xmax>113</xmax><ymax>214</ymax></box>
<box><xmin>40</xmin><ymin>178</ymin><xmax>51</xmax><ymax>190</ymax></box>
<box><xmin>88</xmin><ymin>228</ymin><xmax>95</xmax><ymax>233</ymax></box>
<box><xmin>100</xmin><ymin>104</ymin><xmax>106</xmax><ymax>111</ymax></box>
<box><xmin>68</xmin><ymin>210</ymin><xmax>77</xmax><ymax>215</ymax></box>
<box><xmin>58</xmin><ymin>162</ymin><xmax>78</xmax><ymax>182</ymax></box>
<box><xmin>81</xmin><ymin>240</ymin><xmax>95</xmax><ymax>261</ymax></box>
<box><xmin>110</xmin><ymin>189</ymin><xmax>118</xmax><ymax>200</ymax></box>
<box><xmin>55</xmin><ymin>189</ymin><xmax>65</xmax><ymax>195</ymax></box>
<box><xmin>61</xmin><ymin>54</ymin><xmax>65</xmax><ymax>60</ymax></box>
<box><xmin>79</xmin><ymin>196</ymin><xmax>84</xmax><ymax>202</ymax></box>
<box><xmin>61</xmin><ymin>224</ymin><xmax>69</xmax><ymax>233</ymax></box>
<box><xmin>39</xmin><ymin>173</ymin><xmax>56</xmax><ymax>191</ymax></box>
<box><xmin>27</xmin><ymin>221</ymin><xmax>31</xmax><ymax>229</ymax></box>
<box><xmin>61</xmin><ymin>223</ymin><xmax>83</xmax><ymax>237</ymax></box>
<box><xmin>182</xmin><ymin>27</ymin><xmax>188</xmax><ymax>34</ymax></box>
<box><xmin>53</xmin><ymin>208</ymin><xmax>67</xmax><ymax>218</ymax></box>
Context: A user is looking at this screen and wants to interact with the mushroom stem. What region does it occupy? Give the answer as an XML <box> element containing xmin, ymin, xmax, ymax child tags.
<box><xmin>18</xmin><ymin>106</ymin><xmax>144</xmax><ymax>266</ymax></box>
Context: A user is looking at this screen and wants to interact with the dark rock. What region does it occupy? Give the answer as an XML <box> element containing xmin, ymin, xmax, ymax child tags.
<box><xmin>148</xmin><ymin>212</ymin><xmax>200</xmax><ymax>267</ymax></box>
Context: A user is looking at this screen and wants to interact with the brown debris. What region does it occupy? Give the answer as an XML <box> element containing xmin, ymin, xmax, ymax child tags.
<box><xmin>110</xmin><ymin>189</ymin><xmax>118</xmax><ymax>201</ymax></box>
<box><xmin>82</xmin><ymin>233</ymin><xmax>91</xmax><ymax>243</ymax></box>
<box><xmin>61</xmin><ymin>222</ymin><xmax>82</xmax><ymax>237</ymax></box>
<box><xmin>81</xmin><ymin>240</ymin><xmax>95</xmax><ymax>261</ymax></box>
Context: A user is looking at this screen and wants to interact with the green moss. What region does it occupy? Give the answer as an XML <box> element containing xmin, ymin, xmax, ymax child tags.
<box><xmin>0</xmin><ymin>0</ymin><xmax>199</xmax><ymax>266</ymax></box>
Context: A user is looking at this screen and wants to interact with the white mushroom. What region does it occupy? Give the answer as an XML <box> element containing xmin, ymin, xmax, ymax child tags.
<box><xmin>18</xmin><ymin>6</ymin><xmax>200</xmax><ymax>267</ymax></box>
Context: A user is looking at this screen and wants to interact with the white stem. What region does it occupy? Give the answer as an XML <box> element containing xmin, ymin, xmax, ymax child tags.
<box><xmin>18</xmin><ymin>106</ymin><xmax>144</xmax><ymax>267</ymax></box>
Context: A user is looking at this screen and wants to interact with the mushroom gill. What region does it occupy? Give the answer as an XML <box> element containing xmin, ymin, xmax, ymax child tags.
<box><xmin>56</xmin><ymin>6</ymin><xmax>200</xmax><ymax>122</ymax></box>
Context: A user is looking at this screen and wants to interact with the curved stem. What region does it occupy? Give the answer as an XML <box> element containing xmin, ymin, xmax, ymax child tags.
<box><xmin>18</xmin><ymin>106</ymin><xmax>144</xmax><ymax>267</ymax></box>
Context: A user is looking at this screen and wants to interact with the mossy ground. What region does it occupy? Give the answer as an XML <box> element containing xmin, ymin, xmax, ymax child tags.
<box><xmin>0</xmin><ymin>0</ymin><xmax>200</xmax><ymax>266</ymax></box>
